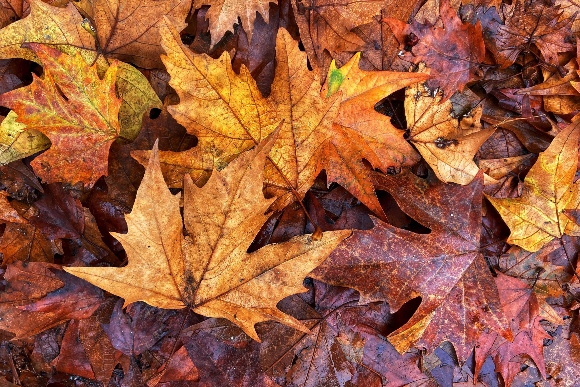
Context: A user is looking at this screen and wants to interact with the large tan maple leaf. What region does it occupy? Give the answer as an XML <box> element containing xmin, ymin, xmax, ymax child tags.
<box><xmin>0</xmin><ymin>43</ymin><xmax>122</xmax><ymax>186</ymax></box>
<box><xmin>65</xmin><ymin>136</ymin><xmax>350</xmax><ymax>341</ymax></box>
<box><xmin>487</xmin><ymin>120</ymin><xmax>580</xmax><ymax>252</ymax></box>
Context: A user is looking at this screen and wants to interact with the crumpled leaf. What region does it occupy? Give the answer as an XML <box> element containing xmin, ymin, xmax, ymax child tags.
<box><xmin>65</xmin><ymin>136</ymin><xmax>350</xmax><ymax>341</ymax></box>
<box><xmin>406</xmin><ymin>78</ymin><xmax>495</xmax><ymax>185</ymax></box>
<box><xmin>487</xmin><ymin>119</ymin><xmax>580</xmax><ymax>252</ymax></box>
<box><xmin>0</xmin><ymin>111</ymin><xmax>50</xmax><ymax>166</ymax></box>
<box><xmin>0</xmin><ymin>43</ymin><xmax>121</xmax><ymax>186</ymax></box>
<box><xmin>385</xmin><ymin>0</ymin><xmax>486</xmax><ymax>99</ymax></box>
<box><xmin>320</xmin><ymin>53</ymin><xmax>426</xmax><ymax>218</ymax></box>
<box><xmin>312</xmin><ymin>170</ymin><xmax>510</xmax><ymax>359</ymax></box>
<box><xmin>494</xmin><ymin>0</ymin><xmax>575</xmax><ymax>68</ymax></box>
<box><xmin>0</xmin><ymin>0</ymin><xmax>30</xmax><ymax>28</ymax></box>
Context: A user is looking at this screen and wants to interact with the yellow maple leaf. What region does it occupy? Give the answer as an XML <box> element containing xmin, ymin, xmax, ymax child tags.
<box><xmin>487</xmin><ymin>120</ymin><xmax>580</xmax><ymax>252</ymax></box>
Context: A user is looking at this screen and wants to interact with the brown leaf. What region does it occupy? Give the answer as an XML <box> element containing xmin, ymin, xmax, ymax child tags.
<box><xmin>312</xmin><ymin>170</ymin><xmax>510</xmax><ymax>358</ymax></box>
<box><xmin>385</xmin><ymin>0</ymin><xmax>486</xmax><ymax>99</ymax></box>
<box><xmin>494</xmin><ymin>0</ymin><xmax>575</xmax><ymax>68</ymax></box>
<box><xmin>0</xmin><ymin>44</ymin><xmax>122</xmax><ymax>186</ymax></box>
<box><xmin>487</xmin><ymin>119</ymin><xmax>580</xmax><ymax>252</ymax></box>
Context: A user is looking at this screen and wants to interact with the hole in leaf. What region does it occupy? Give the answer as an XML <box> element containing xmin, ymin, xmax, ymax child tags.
<box><xmin>383</xmin><ymin>296</ymin><xmax>421</xmax><ymax>336</ymax></box>
<box><xmin>149</xmin><ymin>108</ymin><xmax>161</xmax><ymax>119</ymax></box>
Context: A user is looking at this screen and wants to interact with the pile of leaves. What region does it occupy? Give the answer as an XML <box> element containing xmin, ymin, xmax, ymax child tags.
<box><xmin>1</xmin><ymin>0</ymin><xmax>580</xmax><ymax>385</ymax></box>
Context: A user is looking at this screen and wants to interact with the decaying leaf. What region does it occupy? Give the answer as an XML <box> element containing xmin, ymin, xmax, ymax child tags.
<box><xmin>487</xmin><ymin>120</ymin><xmax>580</xmax><ymax>252</ymax></box>
<box><xmin>405</xmin><ymin>77</ymin><xmax>495</xmax><ymax>185</ymax></box>
<box><xmin>65</xmin><ymin>136</ymin><xmax>350</xmax><ymax>341</ymax></box>
<box><xmin>495</xmin><ymin>0</ymin><xmax>575</xmax><ymax>68</ymax></box>
<box><xmin>385</xmin><ymin>0</ymin><xmax>486</xmax><ymax>99</ymax></box>
<box><xmin>312</xmin><ymin>170</ymin><xmax>510</xmax><ymax>359</ymax></box>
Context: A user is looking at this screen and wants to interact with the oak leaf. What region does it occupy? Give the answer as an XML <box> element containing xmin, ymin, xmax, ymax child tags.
<box><xmin>0</xmin><ymin>44</ymin><xmax>122</xmax><ymax>186</ymax></box>
<box><xmin>406</xmin><ymin>78</ymin><xmax>495</xmax><ymax>185</ymax></box>
<box><xmin>494</xmin><ymin>0</ymin><xmax>575</xmax><ymax>68</ymax></box>
<box><xmin>312</xmin><ymin>170</ymin><xmax>510</xmax><ymax>359</ymax></box>
<box><xmin>320</xmin><ymin>53</ymin><xmax>426</xmax><ymax>217</ymax></box>
<box><xmin>487</xmin><ymin>120</ymin><xmax>580</xmax><ymax>252</ymax></box>
<box><xmin>65</xmin><ymin>137</ymin><xmax>350</xmax><ymax>341</ymax></box>
<box><xmin>385</xmin><ymin>0</ymin><xmax>486</xmax><ymax>100</ymax></box>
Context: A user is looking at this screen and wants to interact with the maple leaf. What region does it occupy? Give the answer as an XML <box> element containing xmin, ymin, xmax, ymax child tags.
<box><xmin>0</xmin><ymin>262</ymin><xmax>104</xmax><ymax>339</ymax></box>
<box><xmin>259</xmin><ymin>281</ymin><xmax>428</xmax><ymax>386</ymax></box>
<box><xmin>0</xmin><ymin>43</ymin><xmax>121</xmax><ymax>186</ymax></box>
<box><xmin>65</xmin><ymin>136</ymin><xmax>350</xmax><ymax>341</ymax></box>
<box><xmin>320</xmin><ymin>53</ymin><xmax>425</xmax><ymax>218</ymax></box>
<box><xmin>0</xmin><ymin>111</ymin><xmax>50</xmax><ymax>167</ymax></box>
<box><xmin>74</xmin><ymin>0</ymin><xmax>190</xmax><ymax>69</ymax></box>
<box><xmin>291</xmin><ymin>0</ymin><xmax>389</xmax><ymax>73</ymax></box>
<box><xmin>494</xmin><ymin>0</ymin><xmax>575</xmax><ymax>68</ymax></box>
<box><xmin>199</xmin><ymin>0</ymin><xmax>274</xmax><ymax>47</ymax></box>
<box><xmin>475</xmin><ymin>273</ymin><xmax>552</xmax><ymax>387</ymax></box>
<box><xmin>487</xmin><ymin>120</ymin><xmax>580</xmax><ymax>252</ymax></box>
<box><xmin>405</xmin><ymin>78</ymin><xmax>495</xmax><ymax>185</ymax></box>
<box><xmin>139</xmin><ymin>19</ymin><xmax>340</xmax><ymax>211</ymax></box>
<box><xmin>384</xmin><ymin>0</ymin><xmax>486</xmax><ymax>100</ymax></box>
<box><xmin>555</xmin><ymin>0</ymin><xmax>580</xmax><ymax>33</ymax></box>
<box><xmin>0</xmin><ymin>0</ymin><xmax>96</xmax><ymax>63</ymax></box>
<box><xmin>312</xmin><ymin>170</ymin><xmax>510</xmax><ymax>359</ymax></box>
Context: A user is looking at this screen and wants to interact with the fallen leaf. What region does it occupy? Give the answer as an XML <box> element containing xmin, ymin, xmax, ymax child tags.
<box><xmin>200</xmin><ymin>0</ymin><xmax>274</xmax><ymax>47</ymax></box>
<box><xmin>487</xmin><ymin>119</ymin><xmax>580</xmax><ymax>252</ymax></box>
<box><xmin>320</xmin><ymin>53</ymin><xmax>426</xmax><ymax>218</ymax></box>
<box><xmin>0</xmin><ymin>111</ymin><xmax>50</xmax><ymax>166</ymax></box>
<box><xmin>385</xmin><ymin>0</ymin><xmax>486</xmax><ymax>99</ymax></box>
<box><xmin>0</xmin><ymin>43</ymin><xmax>121</xmax><ymax>186</ymax></box>
<box><xmin>405</xmin><ymin>77</ymin><xmax>495</xmax><ymax>185</ymax></box>
<box><xmin>65</xmin><ymin>136</ymin><xmax>350</xmax><ymax>341</ymax></box>
<box><xmin>312</xmin><ymin>170</ymin><xmax>510</xmax><ymax>359</ymax></box>
<box><xmin>494</xmin><ymin>0</ymin><xmax>575</xmax><ymax>68</ymax></box>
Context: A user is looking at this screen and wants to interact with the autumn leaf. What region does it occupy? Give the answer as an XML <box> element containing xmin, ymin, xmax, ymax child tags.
<box><xmin>65</xmin><ymin>136</ymin><xmax>350</xmax><ymax>341</ymax></box>
<box><xmin>405</xmin><ymin>77</ymin><xmax>495</xmax><ymax>185</ymax></box>
<box><xmin>0</xmin><ymin>262</ymin><xmax>103</xmax><ymax>339</ymax></box>
<box><xmin>291</xmin><ymin>0</ymin><xmax>389</xmax><ymax>73</ymax></box>
<box><xmin>0</xmin><ymin>43</ymin><xmax>123</xmax><ymax>186</ymax></box>
<box><xmin>320</xmin><ymin>53</ymin><xmax>425</xmax><ymax>218</ymax></box>
<box><xmin>312</xmin><ymin>170</ymin><xmax>510</xmax><ymax>359</ymax></box>
<box><xmin>139</xmin><ymin>19</ymin><xmax>340</xmax><ymax>210</ymax></box>
<box><xmin>384</xmin><ymin>0</ymin><xmax>486</xmax><ymax>100</ymax></box>
<box><xmin>200</xmin><ymin>0</ymin><xmax>274</xmax><ymax>47</ymax></box>
<box><xmin>74</xmin><ymin>0</ymin><xmax>190</xmax><ymax>69</ymax></box>
<box><xmin>487</xmin><ymin>119</ymin><xmax>580</xmax><ymax>252</ymax></box>
<box><xmin>495</xmin><ymin>0</ymin><xmax>575</xmax><ymax>68</ymax></box>
<box><xmin>0</xmin><ymin>111</ymin><xmax>50</xmax><ymax>166</ymax></box>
